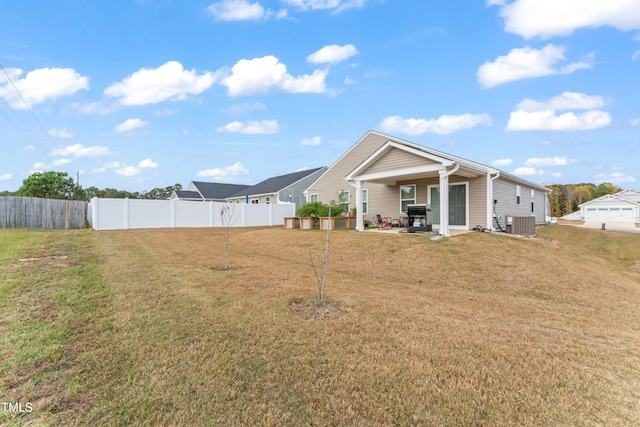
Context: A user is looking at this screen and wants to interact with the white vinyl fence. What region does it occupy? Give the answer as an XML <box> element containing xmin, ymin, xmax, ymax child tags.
<box><xmin>89</xmin><ymin>198</ymin><xmax>295</xmax><ymax>231</ymax></box>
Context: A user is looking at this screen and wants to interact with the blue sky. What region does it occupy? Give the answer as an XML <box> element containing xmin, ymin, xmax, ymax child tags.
<box><xmin>1</xmin><ymin>0</ymin><xmax>639</xmax><ymax>192</ymax></box>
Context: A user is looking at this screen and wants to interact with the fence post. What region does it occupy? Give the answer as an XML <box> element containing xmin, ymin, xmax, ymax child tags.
<box><xmin>269</xmin><ymin>203</ymin><xmax>273</xmax><ymax>226</ymax></box>
<box><xmin>124</xmin><ymin>198</ymin><xmax>129</xmax><ymax>229</ymax></box>
<box><xmin>171</xmin><ymin>199</ymin><xmax>176</xmax><ymax>228</ymax></box>
<box><xmin>65</xmin><ymin>199</ymin><xmax>70</xmax><ymax>230</ymax></box>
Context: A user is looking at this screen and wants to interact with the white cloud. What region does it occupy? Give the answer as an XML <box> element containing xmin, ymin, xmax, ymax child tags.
<box><xmin>155</xmin><ymin>108</ymin><xmax>177</xmax><ymax>116</ymax></box>
<box><xmin>506</xmin><ymin>92</ymin><xmax>611</xmax><ymax>131</ymax></box>
<box><xmin>115</xmin><ymin>118</ymin><xmax>148</xmax><ymax>133</ymax></box>
<box><xmin>489</xmin><ymin>0</ymin><xmax>640</xmax><ymax>39</ymax></box>
<box><xmin>24</xmin><ymin>145</ymin><xmax>36</xmax><ymax>150</ymax></box>
<box><xmin>507</xmin><ymin>110</ymin><xmax>611</xmax><ymax>131</ymax></box>
<box><xmin>492</xmin><ymin>158</ymin><xmax>513</xmax><ymax>166</ymax></box>
<box><xmin>32</xmin><ymin>158</ymin><xmax>72</xmax><ymax>171</ymax></box>
<box><xmin>115</xmin><ymin>166</ymin><xmax>141</xmax><ymax>177</ymax></box>
<box><xmin>301</xmin><ymin>136</ymin><xmax>322</xmax><ymax>146</ymax></box>
<box><xmin>196</xmin><ymin>162</ymin><xmax>249</xmax><ymax>182</ymax></box>
<box><xmin>524</xmin><ymin>156</ymin><xmax>576</xmax><ymax>166</ymax></box>
<box><xmin>630</xmin><ymin>118</ymin><xmax>640</xmax><ymax>126</ymax></box>
<box><xmin>220</xmin><ymin>55</ymin><xmax>327</xmax><ymax>96</ymax></box>
<box><xmin>207</xmin><ymin>0</ymin><xmax>267</xmax><ymax>21</ymax></box>
<box><xmin>48</xmin><ymin>127</ymin><xmax>74</xmax><ymax>139</ymax></box>
<box><xmin>513</xmin><ymin>167</ymin><xmax>543</xmax><ymax>176</ymax></box>
<box><xmin>0</xmin><ymin>67</ymin><xmax>89</xmax><ymax>109</ymax></box>
<box><xmin>477</xmin><ymin>45</ymin><xmax>592</xmax><ymax>88</ymax></box>
<box><xmin>104</xmin><ymin>61</ymin><xmax>217</xmax><ymax>105</ymax></box>
<box><xmin>379</xmin><ymin>113</ymin><xmax>492</xmax><ymax>135</ymax></box>
<box><xmin>281</xmin><ymin>0</ymin><xmax>367</xmax><ymax>13</ymax></box>
<box><xmin>216</xmin><ymin>120</ymin><xmax>281</xmax><ymax>134</ymax></box>
<box><xmin>220</xmin><ymin>102</ymin><xmax>267</xmax><ymax>114</ymax></box>
<box><xmin>50</xmin><ymin>143</ymin><xmax>111</xmax><ymax>158</ymax></box>
<box><xmin>138</xmin><ymin>158</ymin><xmax>158</xmax><ymax>169</ymax></box>
<box><xmin>517</xmin><ymin>92</ymin><xmax>606</xmax><ymax>111</ymax></box>
<box><xmin>595</xmin><ymin>172</ymin><xmax>637</xmax><ymax>184</ymax></box>
<box><xmin>633</xmin><ymin>50</ymin><xmax>640</xmax><ymax>60</ymax></box>
<box><xmin>307</xmin><ymin>44</ymin><xmax>358</xmax><ymax>64</ymax></box>
<box><xmin>0</xmin><ymin>173</ymin><xmax>12</xmax><ymax>181</ymax></box>
<box><xmin>112</xmin><ymin>159</ymin><xmax>157</xmax><ymax>176</ymax></box>
<box><xmin>104</xmin><ymin>161</ymin><xmax>124</xmax><ymax>169</ymax></box>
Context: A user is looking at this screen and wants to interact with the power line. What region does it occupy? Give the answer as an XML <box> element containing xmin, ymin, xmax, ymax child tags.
<box><xmin>0</xmin><ymin>88</ymin><xmax>41</xmax><ymax>145</ymax></box>
<box><xmin>0</xmin><ymin>63</ymin><xmax>54</xmax><ymax>146</ymax></box>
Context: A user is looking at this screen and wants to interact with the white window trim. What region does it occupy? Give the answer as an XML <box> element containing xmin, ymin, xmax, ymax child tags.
<box><xmin>400</xmin><ymin>184</ymin><xmax>416</xmax><ymax>214</ymax></box>
<box><xmin>427</xmin><ymin>182</ymin><xmax>469</xmax><ymax>229</ymax></box>
<box><xmin>516</xmin><ymin>185</ymin><xmax>522</xmax><ymax>205</ymax></box>
<box><xmin>362</xmin><ymin>189</ymin><xmax>368</xmax><ymax>214</ymax></box>
<box><xmin>338</xmin><ymin>190</ymin><xmax>350</xmax><ymax>214</ymax></box>
<box><xmin>309</xmin><ymin>193</ymin><xmax>319</xmax><ymax>203</ymax></box>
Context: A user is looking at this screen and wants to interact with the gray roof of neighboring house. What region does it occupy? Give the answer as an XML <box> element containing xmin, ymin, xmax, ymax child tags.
<box><xmin>192</xmin><ymin>182</ymin><xmax>251</xmax><ymax>200</ymax></box>
<box><xmin>229</xmin><ymin>167</ymin><xmax>325</xmax><ymax>198</ymax></box>
<box><xmin>174</xmin><ymin>190</ymin><xmax>203</xmax><ymax>200</ymax></box>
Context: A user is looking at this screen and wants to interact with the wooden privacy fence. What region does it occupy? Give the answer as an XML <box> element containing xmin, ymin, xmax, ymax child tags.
<box><xmin>0</xmin><ymin>196</ymin><xmax>87</xmax><ymax>229</ymax></box>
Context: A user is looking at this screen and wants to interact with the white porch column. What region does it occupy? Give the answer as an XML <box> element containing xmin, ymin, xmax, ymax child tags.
<box><xmin>355</xmin><ymin>180</ymin><xmax>364</xmax><ymax>231</ymax></box>
<box><xmin>439</xmin><ymin>169</ymin><xmax>450</xmax><ymax>237</ymax></box>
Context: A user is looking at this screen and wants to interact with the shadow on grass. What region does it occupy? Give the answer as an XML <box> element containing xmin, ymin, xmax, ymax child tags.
<box><xmin>288</xmin><ymin>297</ymin><xmax>349</xmax><ymax>320</ymax></box>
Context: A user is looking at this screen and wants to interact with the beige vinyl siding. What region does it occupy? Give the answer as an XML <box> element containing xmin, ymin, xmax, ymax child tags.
<box><xmin>492</xmin><ymin>177</ymin><xmax>546</xmax><ymax>228</ymax></box>
<box><xmin>467</xmin><ymin>176</ymin><xmax>487</xmax><ymax>228</ymax></box>
<box><xmin>306</xmin><ymin>132</ymin><xmax>392</xmax><ymax>221</ymax></box>
<box><xmin>362</xmin><ymin>148</ymin><xmax>438</xmax><ymax>175</ymax></box>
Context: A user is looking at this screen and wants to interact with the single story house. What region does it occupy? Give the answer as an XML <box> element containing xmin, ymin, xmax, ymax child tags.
<box><xmin>578</xmin><ymin>190</ymin><xmax>640</xmax><ymax>224</ymax></box>
<box><xmin>170</xmin><ymin>182</ymin><xmax>251</xmax><ymax>202</ymax></box>
<box><xmin>305</xmin><ymin>130</ymin><xmax>551</xmax><ymax>237</ymax></box>
<box><xmin>226</xmin><ymin>167</ymin><xmax>327</xmax><ymax>211</ymax></box>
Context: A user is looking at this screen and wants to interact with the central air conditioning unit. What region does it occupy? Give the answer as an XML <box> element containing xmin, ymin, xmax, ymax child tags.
<box><xmin>505</xmin><ymin>215</ymin><xmax>536</xmax><ymax>236</ymax></box>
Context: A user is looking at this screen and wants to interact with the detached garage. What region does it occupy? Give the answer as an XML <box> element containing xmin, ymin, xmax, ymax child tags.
<box><xmin>579</xmin><ymin>190</ymin><xmax>640</xmax><ymax>225</ymax></box>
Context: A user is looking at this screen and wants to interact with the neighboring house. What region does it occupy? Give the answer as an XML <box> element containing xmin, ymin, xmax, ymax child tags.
<box><xmin>170</xmin><ymin>182</ymin><xmax>251</xmax><ymax>202</ymax></box>
<box><xmin>578</xmin><ymin>190</ymin><xmax>640</xmax><ymax>224</ymax></box>
<box><xmin>226</xmin><ymin>167</ymin><xmax>327</xmax><ymax>211</ymax></box>
<box><xmin>305</xmin><ymin>130</ymin><xmax>551</xmax><ymax>237</ymax></box>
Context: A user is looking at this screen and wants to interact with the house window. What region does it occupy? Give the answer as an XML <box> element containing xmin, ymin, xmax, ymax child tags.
<box><xmin>251</xmin><ymin>199</ymin><xmax>259</xmax><ymax>204</ymax></box>
<box><xmin>310</xmin><ymin>194</ymin><xmax>318</xmax><ymax>203</ymax></box>
<box><xmin>338</xmin><ymin>191</ymin><xmax>350</xmax><ymax>215</ymax></box>
<box><xmin>265</xmin><ymin>197</ymin><xmax>270</xmax><ymax>204</ymax></box>
<box><xmin>531</xmin><ymin>189</ymin><xmax>535</xmax><ymax>213</ymax></box>
<box><xmin>516</xmin><ymin>185</ymin><xmax>521</xmax><ymax>205</ymax></box>
<box><xmin>429</xmin><ymin>183</ymin><xmax>468</xmax><ymax>227</ymax></box>
<box><xmin>362</xmin><ymin>189</ymin><xmax>368</xmax><ymax>214</ymax></box>
<box><xmin>400</xmin><ymin>185</ymin><xmax>416</xmax><ymax>213</ymax></box>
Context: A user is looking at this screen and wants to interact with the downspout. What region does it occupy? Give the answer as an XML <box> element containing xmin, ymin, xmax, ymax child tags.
<box><xmin>489</xmin><ymin>171</ymin><xmax>501</xmax><ymax>231</ymax></box>
<box><xmin>439</xmin><ymin>163</ymin><xmax>460</xmax><ymax>237</ymax></box>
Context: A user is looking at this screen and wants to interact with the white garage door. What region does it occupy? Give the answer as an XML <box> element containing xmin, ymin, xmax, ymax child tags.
<box><xmin>585</xmin><ymin>208</ymin><xmax>634</xmax><ymax>222</ymax></box>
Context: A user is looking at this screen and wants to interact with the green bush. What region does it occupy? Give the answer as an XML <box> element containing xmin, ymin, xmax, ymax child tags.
<box><xmin>296</xmin><ymin>201</ymin><xmax>343</xmax><ymax>217</ymax></box>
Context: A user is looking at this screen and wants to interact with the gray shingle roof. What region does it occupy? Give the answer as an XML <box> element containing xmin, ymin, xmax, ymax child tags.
<box><xmin>191</xmin><ymin>182</ymin><xmax>251</xmax><ymax>200</ymax></box>
<box><xmin>174</xmin><ymin>190</ymin><xmax>203</xmax><ymax>199</ymax></box>
<box><xmin>229</xmin><ymin>167</ymin><xmax>325</xmax><ymax>198</ymax></box>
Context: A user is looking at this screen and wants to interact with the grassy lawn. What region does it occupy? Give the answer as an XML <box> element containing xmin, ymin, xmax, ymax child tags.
<box><xmin>1</xmin><ymin>225</ymin><xmax>639</xmax><ymax>425</ymax></box>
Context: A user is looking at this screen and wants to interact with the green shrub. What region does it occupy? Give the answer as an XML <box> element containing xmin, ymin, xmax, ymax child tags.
<box><xmin>296</xmin><ymin>201</ymin><xmax>343</xmax><ymax>217</ymax></box>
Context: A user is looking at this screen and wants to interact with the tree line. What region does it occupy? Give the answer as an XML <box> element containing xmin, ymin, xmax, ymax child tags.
<box><xmin>0</xmin><ymin>171</ymin><xmax>183</xmax><ymax>201</ymax></box>
<box><xmin>545</xmin><ymin>182</ymin><xmax>622</xmax><ymax>218</ymax></box>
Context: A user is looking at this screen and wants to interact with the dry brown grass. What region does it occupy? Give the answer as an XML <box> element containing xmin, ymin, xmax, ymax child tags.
<box><xmin>2</xmin><ymin>225</ymin><xmax>640</xmax><ymax>426</ymax></box>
